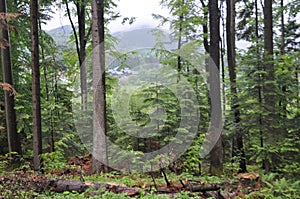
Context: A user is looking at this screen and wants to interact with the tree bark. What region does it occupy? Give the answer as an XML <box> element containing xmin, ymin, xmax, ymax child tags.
<box><xmin>91</xmin><ymin>0</ymin><xmax>108</xmax><ymax>173</ymax></box>
<box><xmin>263</xmin><ymin>0</ymin><xmax>276</xmax><ymax>172</ymax></box>
<box><xmin>221</xmin><ymin>13</ymin><xmax>226</xmax><ymax>119</ymax></box>
<box><xmin>77</xmin><ymin>0</ymin><xmax>88</xmax><ymax>111</ymax></box>
<box><xmin>188</xmin><ymin>184</ymin><xmax>220</xmax><ymax>192</ymax></box>
<box><xmin>0</xmin><ymin>0</ymin><xmax>22</xmax><ymax>156</ymax></box>
<box><xmin>30</xmin><ymin>0</ymin><xmax>42</xmax><ymax>171</ymax></box>
<box><xmin>226</xmin><ymin>0</ymin><xmax>246</xmax><ymax>173</ymax></box>
<box><xmin>200</xmin><ymin>0</ymin><xmax>209</xmax><ymax>53</ymax></box>
<box><xmin>177</xmin><ymin>0</ymin><xmax>184</xmax><ymax>81</ymax></box>
<box><xmin>208</xmin><ymin>0</ymin><xmax>223</xmax><ymax>176</ymax></box>
<box><xmin>280</xmin><ymin>0</ymin><xmax>285</xmax><ymax>56</ymax></box>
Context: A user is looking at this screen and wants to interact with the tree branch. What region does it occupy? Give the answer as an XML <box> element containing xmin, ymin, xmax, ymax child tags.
<box><xmin>65</xmin><ymin>0</ymin><xmax>81</xmax><ymax>64</ymax></box>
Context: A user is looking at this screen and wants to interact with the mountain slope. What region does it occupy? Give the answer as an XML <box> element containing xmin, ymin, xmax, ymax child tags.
<box><xmin>113</xmin><ymin>28</ymin><xmax>176</xmax><ymax>51</ymax></box>
<box><xmin>47</xmin><ymin>25</ymin><xmax>176</xmax><ymax>50</ymax></box>
<box><xmin>47</xmin><ymin>25</ymin><xmax>72</xmax><ymax>47</ymax></box>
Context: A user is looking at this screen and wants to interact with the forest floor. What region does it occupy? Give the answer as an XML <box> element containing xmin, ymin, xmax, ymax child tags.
<box><xmin>0</xmin><ymin>155</ymin><xmax>295</xmax><ymax>198</ymax></box>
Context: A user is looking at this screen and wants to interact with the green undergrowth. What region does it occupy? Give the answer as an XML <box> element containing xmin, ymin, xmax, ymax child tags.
<box><xmin>40</xmin><ymin>171</ymin><xmax>300</xmax><ymax>199</ymax></box>
<box><xmin>38</xmin><ymin>189</ymin><xmax>198</xmax><ymax>199</ymax></box>
<box><xmin>0</xmin><ymin>161</ymin><xmax>299</xmax><ymax>198</ymax></box>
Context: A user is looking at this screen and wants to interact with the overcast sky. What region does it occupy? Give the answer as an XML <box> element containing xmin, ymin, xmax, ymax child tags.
<box><xmin>42</xmin><ymin>0</ymin><xmax>169</xmax><ymax>32</ymax></box>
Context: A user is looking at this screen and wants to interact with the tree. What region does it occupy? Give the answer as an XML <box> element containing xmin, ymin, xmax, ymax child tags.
<box><xmin>199</xmin><ymin>0</ymin><xmax>209</xmax><ymax>53</ymax></box>
<box><xmin>254</xmin><ymin>0</ymin><xmax>265</xmax><ymax>170</ymax></box>
<box><xmin>30</xmin><ymin>0</ymin><xmax>42</xmax><ymax>171</ymax></box>
<box><xmin>208</xmin><ymin>0</ymin><xmax>223</xmax><ymax>175</ymax></box>
<box><xmin>226</xmin><ymin>0</ymin><xmax>246</xmax><ymax>172</ymax></box>
<box><xmin>263</xmin><ymin>0</ymin><xmax>276</xmax><ymax>172</ymax></box>
<box><xmin>64</xmin><ymin>0</ymin><xmax>91</xmax><ymax>110</ymax></box>
<box><xmin>0</xmin><ymin>0</ymin><xmax>22</xmax><ymax>157</ymax></box>
<box><xmin>91</xmin><ymin>0</ymin><xmax>108</xmax><ymax>173</ymax></box>
<box><xmin>235</xmin><ymin>0</ymin><xmax>267</xmax><ymax>171</ymax></box>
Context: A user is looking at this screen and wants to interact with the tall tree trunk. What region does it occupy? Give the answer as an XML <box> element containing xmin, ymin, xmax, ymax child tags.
<box><xmin>220</xmin><ymin>3</ymin><xmax>226</xmax><ymax>118</ymax></box>
<box><xmin>263</xmin><ymin>0</ymin><xmax>276</xmax><ymax>172</ymax></box>
<box><xmin>0</xmin><ymin>0</ymin><xmax>22</xmax><ymax>157</ymax></box>
<box><xmin>200</xmin><ymin>0</ymin><xmax>209</xmax><ymax>53</ymax></box>
<box><xmin>91</xmin><ymin>0</ymin><xmax>108</xmax><ymax>173</ymax></box>
<box><xmin>254</xmin><ymin>0</ymin><xmax>265</xmax><ymax>170</ymax></box>
<box><xmin>280</xmin><ymin>0</ymin><xmax>285</xmax><ymax>56</ymax></box>
<box><xmin>177</xmin><ymin>0</ymin><xmax>184</xmax><ymax>81</ymax></box>
<box><xmin>226</xmin><ymin>0</ymin><xmax>246</xmax><ymax>173</ymax></box>
<box><xmin>279</xmin><ymin>0</ymin><xmax>287</xmax><ymax>121</ymax></box>
<box><xmin>208</xmin><ymin>0</ymin><xmax>223</xmax><ymax>176</ymax></box>
<box><xmin>30</xmin><ymin>0</ymin><xmax>42</xmax><ymax>171</ymax></box>
<box><xmin>65</xmin><ymin>0</ymin><xmax>90</xmax><ymax>110</ymax></box>
<box><xmin>77</xmin><ymin>0</ymin><xmax>88</xmax><ymax>110</ymax></box>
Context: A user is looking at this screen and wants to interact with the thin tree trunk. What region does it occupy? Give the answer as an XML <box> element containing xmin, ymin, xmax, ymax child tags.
<box><xmin>254</xmin><ymin>0</ymin><xmax>265</xmax><ymax>170</ymax></box>
<box><xmin>226</xmin><ymin>0</ymin><xmax>246</xmax><ymax>173</ymax></box>
<box><xmin>65</xmin><ymin>0</ymin><xmax>89</xmax><ymax>110</ymax></box>
<box><xmin>177</xmin><ymin>0</ymin><xmax>184</xmax><ymax>81</ymax></box>
<box><xmin>76</xmin><ymin>0</ymin><xmax>88</xmax><ymax>111</ymax></box>
<box><xmin>279</xmin><ymin>0</ymin><xmax>287</xmax><ymax>121</ymax></box>
<box><xmin>200</xmin><ymin>0</ymin><xmax>209</xmax><ymax>53</ymax></box>
<box><xmin>208</xmin><ymin>0</ymin><xmax>223</xmax><ymax>176</ymax></box>
<box><xmin>280</xmin><ymin>0</ymin><xmax>285</xmax><ymax>56</ymax></box>
<box><xmin>0</xmin><ymin>0</ymin><xmax>22</xmax><ymax>157</ymax></box>
<box><xmin>91</xmin><ymin>0</ymin><xmax>108</xmax><ymax>173</ymax></box>
<box><xmin>30</xmin><ymin>0</ymin><xmax>42</xmax><ymax>171</ymax></box>
<box><xmin>220</xmin><ymin>4</ymin><xmax>226</xmax><ymax>118</ymax></box>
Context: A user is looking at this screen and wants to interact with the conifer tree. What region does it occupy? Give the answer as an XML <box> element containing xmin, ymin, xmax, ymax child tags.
<box><xmin>0</xmin><ymin>0</ymin><xmax>22</xmax><ymax>157</ymax></box>
<box><xmin>30</xmin><ymin>0</ymin><xmax>42</xmax><ymax>171</ymax></box>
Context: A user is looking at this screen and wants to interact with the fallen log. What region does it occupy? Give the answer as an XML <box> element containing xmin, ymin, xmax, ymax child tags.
<box><xmin>188</xmin><ymin>184</ymin><xmax>220</xmax><ymax>192</ymax></box>
<box><xmin>0</xmin><ymin>174</ymin><xmax>140</xmax><ymax>196</ymax></box>
<box><xmin>50</xmin><ymin>179</ymin><xmax>140</xmax><ymax>196</ymax></box>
